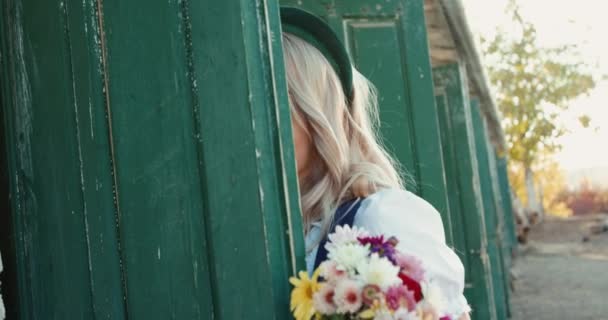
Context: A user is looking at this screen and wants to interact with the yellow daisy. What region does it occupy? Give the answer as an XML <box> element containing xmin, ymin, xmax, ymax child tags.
<box><xmin>289</xmin><ymin>269</ymin><xmax>321</xmax><ymax>320</ymax></box>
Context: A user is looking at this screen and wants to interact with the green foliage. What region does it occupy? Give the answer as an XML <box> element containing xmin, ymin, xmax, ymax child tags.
<box><xmin>480</xmin><ymin>1</ymin><xmax>596</xmax><ymax>168</ymax></box>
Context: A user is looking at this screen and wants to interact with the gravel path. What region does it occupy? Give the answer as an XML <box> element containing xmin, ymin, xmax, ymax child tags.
<box><xmin>510</xmin><ymin>214</ymin><xmax>608</xmax><ymax>320</ymax></box>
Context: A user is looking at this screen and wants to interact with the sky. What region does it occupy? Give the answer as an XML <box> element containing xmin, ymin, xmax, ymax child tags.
<box><xmin>462</xmin><ymin>0</ymin><xmax>608</xmax><ymax>172</ymax></box>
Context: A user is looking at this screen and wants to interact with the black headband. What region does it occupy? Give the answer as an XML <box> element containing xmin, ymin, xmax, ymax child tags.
<box><xmin>280</xmin><ymin>7</ymin><xmax>354</xmax><ymax>103</ymax></box>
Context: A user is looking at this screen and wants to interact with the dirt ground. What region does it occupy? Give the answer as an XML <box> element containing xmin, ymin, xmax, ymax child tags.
<box><xmin>510</xmin><ymin>213</ymin><xmax>608</xmax><ymax>320</ymax></box>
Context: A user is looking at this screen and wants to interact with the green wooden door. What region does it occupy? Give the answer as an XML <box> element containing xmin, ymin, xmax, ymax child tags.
<box><xmin>471</xmin><ymin>99</ymin><xmax>509</xmax><ymax>320</ymax></box>
<box><xmin>497</xmin><ymin>155</ymin><xmax>517</xmax><ymax>254</ymax></box>
<box><xmin>487</xmin><ymin>146</ymin><xmax>513</xmax><ymax>318</ymax></box>
<box><xmin>434</xmin><ymin>93</ymin><xmax>469</xmax><ymax>271</ymax></box>
<box><xmin>0</xmin><ymin>0</ymin><xmax>304</xmax><ymax>319</ymax></box>
<box><xmin>495</xmin><ymin>153</ymin><xmax>517</xmax><ymax>318</ymax></box>
<box><xmin>281</xmin><ymin>0</ymin><xmax>454</xmax><ymax>246</ymax></box>
<box><xmin>433</xmin><ymin>64</ymin><xmax>496</xmax><ymax>320</ymax></box>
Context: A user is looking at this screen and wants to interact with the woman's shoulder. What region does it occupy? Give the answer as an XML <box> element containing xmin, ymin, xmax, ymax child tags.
<box><xmin>354</xmin><ymin>188</ymin><xmax>446</xmax><ymax>243</ymax></box>
<box><xmin>354</xmin><ymin>188</ymin><xmax>470</xmax><ymax>317</ymax></box>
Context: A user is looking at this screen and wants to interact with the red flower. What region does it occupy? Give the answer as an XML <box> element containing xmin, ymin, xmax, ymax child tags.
<box><xmin>358</xmin><ymin>235</ymin><xmax>385</xmax><ymax>247</ymax></box>
<box><xmin>398</xmin><ymin>272</ymin><xmax>423</xmax><ymax>302</ymax></box>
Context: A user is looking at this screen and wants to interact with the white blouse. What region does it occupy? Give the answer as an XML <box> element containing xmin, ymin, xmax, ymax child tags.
<box><xmin>304</xmin><ymin>188</ymin><xmax>470</xmax><ymax>318</ymax></box>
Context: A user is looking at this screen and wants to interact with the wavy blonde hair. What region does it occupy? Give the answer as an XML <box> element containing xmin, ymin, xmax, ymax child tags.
<box><xmin>282</xmin><ymin>33</ymin><xmax>405</xmax><ymax>237</ymax></box>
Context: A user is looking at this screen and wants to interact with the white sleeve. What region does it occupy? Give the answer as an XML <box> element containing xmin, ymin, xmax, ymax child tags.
<box><xmin>353</xmin><ymin>188</ymin><xmax>470</xmax><ymax>318</ymax></box>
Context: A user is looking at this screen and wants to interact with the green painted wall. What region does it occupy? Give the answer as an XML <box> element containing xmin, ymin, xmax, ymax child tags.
<box><xmin>433</xmin><ymin>63</ymin><xmax>496</xmax><ymax>320</ymax></box>
<box><xmin>497</xmin><ymin>155</ymin><xmax>518</xmax><ymax>254</ymax></box>
<box><xmin>434</xmin><ymin>93</ymin><xmax>470</xmax><ymax>270</ymax></box>
<box><xmin>486</xmin><ymin>143</ymin><xmax>514</xmax><ymax>318</ymax></box>
<box><xmin>0</xmin><ymin>0</ymin><xmax>304</xmax><ymax>318</ymax></box>
<box><xmin>471</xmin><ymin>99</ymin><xmax>509</xmax><ymax>320</ymax></box>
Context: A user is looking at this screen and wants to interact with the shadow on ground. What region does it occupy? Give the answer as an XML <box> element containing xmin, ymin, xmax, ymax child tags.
<box><xmin>510</xmin><ymin>214</ymin><xmax>608</xmax><ymax>320</ymax></box>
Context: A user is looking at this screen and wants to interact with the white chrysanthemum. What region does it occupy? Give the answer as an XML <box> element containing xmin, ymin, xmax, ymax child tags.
<box><xmin>356</xmin><ymin>253</ymin><xmax>401</xmax><ymax>290</ymax></box>
<box><xmin>326</xmin><ymin>225</ymin><xmax>369</xmax><ymax>250</ymax></box>
<box><xmin>421</xmin><ymin>281</ymin><xmax>447</xmax><ymax>313</ymax></box>
<box><xmin>393</xmin><ymin>307</ymin><xmax>419</xmax><ymax>320</ymax></box>
<box><xmin>327</xmin><ymin>243</ymin><xmax>369</xmax><ymax>272</ymax></box>
<box><xmin>334</xmin><ymin>279</ymin><xmax>363</xmax><ymax>314</ymax></box>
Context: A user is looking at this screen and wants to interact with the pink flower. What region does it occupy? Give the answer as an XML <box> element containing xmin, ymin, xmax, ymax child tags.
<box><xmin>319</xmin><ymin>261</ymin><xmax>347</xmax><ymax>283</ymax></box>
<box><xmin>333</xmin><ymin>280</ymin><xmax>363</xmax><ymax>314</ymax></box>
<box><xmin>361</xmin><ymin>284</ymin><xmax>382</xmax><ymax>306</ymax></box>
<box><xmin>394</xmin><ymin>253</ymin><xmax>425</xmax><ymax>282</ymax></box>
<box><xmin>313</xmin><ymin>284</ymin><xmax>336</xmax><ymax>314</ymax></box>
<box><xmin>385</xmin><ymin>285</ymin><xmax>417</xmax><ymax>311</ymax></box>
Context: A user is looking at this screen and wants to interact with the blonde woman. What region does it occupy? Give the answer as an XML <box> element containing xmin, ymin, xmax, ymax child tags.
<box><xmin>281</xmin><ymin>7</ymin><xmax>471</xmax><ymax>320</ymax></box>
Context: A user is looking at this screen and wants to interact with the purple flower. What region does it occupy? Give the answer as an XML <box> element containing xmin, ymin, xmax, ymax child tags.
<box><xmin>358</xmin><ymin>236</ymin><xmax>398</xmax><ymax>264</ymax></box>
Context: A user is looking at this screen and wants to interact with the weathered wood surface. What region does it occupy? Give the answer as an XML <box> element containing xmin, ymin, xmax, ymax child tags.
<box><xmin>0</xmin><ymin>0</ymin><xmax>304</xmax><ymax>318</ymax></box>
<box><xmin>424</xmin><ymin>0</ymin><xmax>506</xmax><ymax>152</ymax></box>
<box><xmin>471</xmin><ymin>99</ymin><xmax>510</xmax><ymax>320</ymax></box>
<box><xmin>433</xmin><ymin>63</ymin><xmax>497</xmax><ymax>320</ymax></box>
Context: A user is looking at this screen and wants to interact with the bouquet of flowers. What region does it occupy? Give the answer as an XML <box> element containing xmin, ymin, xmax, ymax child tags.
<box><xmin>289</xmin><ymin>226</ymin><xmax>453</xmax><ymax>320</ymax></box>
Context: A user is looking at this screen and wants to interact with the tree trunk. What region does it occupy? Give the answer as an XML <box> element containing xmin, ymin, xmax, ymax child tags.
<box><xmin>525</xmin><ymin>166</ymin><xmax>543</xmax><ymax>223</ymax></box>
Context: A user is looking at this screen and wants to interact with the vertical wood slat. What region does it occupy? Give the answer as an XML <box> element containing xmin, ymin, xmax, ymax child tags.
<box><xmin>0</xmin><ymin>3</ymin><xmax>29</xmax><ymax>318</ymax></box>
<box><xmin>2</xmin><ymin>0</ymin><xmax>304</xmax><ymax>318</ymax></box>
<box><xmin>471</xmin><ymin>99</ymin><xmax>508</xmax><ymax>320</ymax></box>
<box><xmin>495</xmin><ymin>153</ymin><xmax>517</xmax><ymax>317</ymax></box>
<box><xmin>101</xmin><ymin>0</ymin><xmax>304</xmax><ymax>317</ymax></box>
<box><xmin>101</xmin><ymin>0</ymin><xmax>211</xmax><ymax>317</ymax></box>
<box><xmin>64</xmin><ymin>0</ymin><xmax>128</xmax><ymax>317</ymax></box>
<box><xmin>485</xmin><ymin>138</ymin><xmax>513</xmax><ymax>318</ymax></box>
<box><xmin>434</xmin><ymin>92</ymin><xmax>469</xmax><ymax>271</ymax></box>
<box><xmin>497</xmin><ymin>155</ymin><xmax>518</xmax><ymax>254</ymax></box>
<box><xmin>0</xmin><ymin>0</ymin><xmax>126</xmax><ymax>318</ymax></box>
<box><xmin>432</xmin><ymin>63</ymin><xmax>496</xmax><ymax>320</ymax></box>
<box><xmin>189</xmin><ymin>0</ymin><xmax>305</xmax><ymax>317</ymax></box>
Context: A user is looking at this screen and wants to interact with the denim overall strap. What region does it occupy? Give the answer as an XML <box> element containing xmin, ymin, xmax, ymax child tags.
<box><xmin>312</xmin><ymin>198</ymin><xmax>364</xmax><ymax>270</ymax></box>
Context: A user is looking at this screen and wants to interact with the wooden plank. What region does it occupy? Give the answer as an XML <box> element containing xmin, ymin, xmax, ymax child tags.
<box><xmin>497</xmin><ymin>155</ymin><xmax>517</xmax><ymax>252</ymax></box>
<box><xmin>435</xmin><ymin>92</ymin><xmax>468</xmax><ymax>271</ymax></box>
<box><xmin>471</xmin><ymin>99</ymin><xmax>508</xmax><ymax>320</ymax></box>
<box><xmin>0</xmin><ymin>4</ymin><xmax>21</xmax><ymax>319</ymax></box>
<box><xmin>187</xmin><ymin>0</ymin><xmax>304</xmax><ymax>318</ymax></box>
<box><xmin>437</xmin><ymin>0</ymin><xmax>506</xmax><ymax>150</ymax></box>
<box><xmin>433</xmin><ymin>63</ymin><xmax>496</xmax><ymax>320</ymax></box>
<box><xmin>101</xmin><ymin>0</ymin><xmax>215</xmax><ymax>317</ymax></box>
<box><xmin>0</xmin><ymin>0</ymin><xmax>115</xmax><ymax>318</ymax></box>
<box><xmin>495</xmin><ymin>153</ymin><xmax>517</xmax><ymax>318</ymax></box>
<box><xmin>64</xmin><ymin>0</ymin><xmax>127</xmax><ymax>317</ymax></box>
<box><xmin>487</xmin><ymin>147</ymin><xmax>513</xmax><ymax>318</ymax></box>
<box><xmin>424</xmin><ymin>0</ymin><xmax>459</xmax><ymax>66</ymax></box>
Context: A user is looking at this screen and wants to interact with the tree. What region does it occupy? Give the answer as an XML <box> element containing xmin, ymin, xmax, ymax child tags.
<box><xmin>557</xmin><ymin>180</ymin><xmax>608</xmax><ymax>215</ymax></box>
<box><xmin>480</xmin><ymin>0</ymin><xmax>596</xmax><ymax>213</ymax></box>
